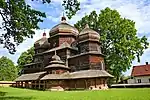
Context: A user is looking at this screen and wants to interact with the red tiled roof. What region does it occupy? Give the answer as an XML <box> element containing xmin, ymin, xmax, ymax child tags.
<box><xmin>131</xmin><ymin>64</ymin><xmax>150</xmax><ymax>77</ymax></box>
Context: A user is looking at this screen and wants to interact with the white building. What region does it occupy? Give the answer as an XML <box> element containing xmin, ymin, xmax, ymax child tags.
<box><xmin>128</xmin><ymin>62</ymin><xmax>150</xmax><ymax>84</ymax></box>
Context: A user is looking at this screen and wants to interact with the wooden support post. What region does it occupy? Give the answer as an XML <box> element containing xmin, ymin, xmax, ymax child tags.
<box><xmin>100</xmin><ymin>78</ymin><xmax>102</xmax><ymax>85</ymax></box>
<box><xmin>16</xmin><ymin>82</ymin><xmax>18</xmax><ymax>87</ymax></box>
<box><xmin>95</xmin><ymin>78</ymin><xmax>97</xmax><ymax>88</ymax></box>
<box><xmin>18</xmin><ymin>82</ymin><xmax>19</xmax><ymax>87</ymax></box>
<box><xmin>21</xmin><ymin>82</ymin><xmax>22</xmax><ymax>88</ymax></box>
<box><xmin>31</xmin><ymin>81</ymin><xmax>33</xmax><ymax>88</ymax></box>
<box><xmin>38</xmin><ymin>81</ymin><xmax>41</xmax><ymax>89</ymax></box>
<box><xmin>27</xmin><ymin>82</ymin><xmax>29</xmax><ymax>88</ymax></box>
<box><xmin>85</xmin><ymin>79</ymin><xmax>87</xmax><ymax>89</ymax></box>
<box><xmin>45</xmin><ymin>80</ymin><xmax>47</xmax><ymax>89</ymax></box>
<box><xmin>18</xmin><ymin>82</ymin><xmax>20</xmax><ymax>87</ymax></box>
<box><xmin>102</xmin><ymin>78</ymin><xmax>105</xmax><ymax>86</ymax></box>
<box><xmin>19</xmin><ymin>82</ymin><xmax>21</xmax><ymax>87</ymax></box>
<box><xmin>20</xmin><ymin>82</ymin><xmax>22</xmax><ymax>87</ymax></box>
<box><xmin>26</xmin><ymin>81</ymin><xmax>28</xmax><ymax>88</ymax></box>
<box><xmin>17</xmin><ymin>82</ymin><xmax>19</xmax><ymax>87</ymax></box>
<box><xmin>24</xmin><ymin>82</ymin><xmax>26</xmax><ymax>88</ymax></box>
<box><xmin>32</xmin><ymin>81</ymin><xmax>34</xmax><ymax>88</ymax></box>
<box><xmin>44</xmin><ymin>80</ymin><xmax>45</xmax><ymax>90</ymax></box>
<box><xmin>23</xmin><ymin>82</ymin><xmax>24</xmax><ymax>88</ymax></box>
<box><xmin>35</xmin><ymin>81</ymin><xmax>36</xmax><ymax>89</ymax></box>
<box><xmin>75</xmin><ymin>80</ymin><xmax>77</xmax><ymax>89</ymax></box>
<box><xmin>104</xmin><ymin>79</ymin><xmax>106</xmax><ymax>86</ymax></box>
<box><xmin>16</xmin><ymin>82</ymin><xmax>17</xmax><ymax>87</ymax></box>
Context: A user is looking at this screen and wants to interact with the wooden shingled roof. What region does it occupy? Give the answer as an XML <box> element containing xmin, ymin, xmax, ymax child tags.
<box><xmin>66</xmin><ymin>70</ymin><xmax>113</xmax><ymax>79</ymax></box>
<box><xmin>41</xmin><ymin>70</ymin><xmax>113</xmax><ymax>80</ymax></box>
<box><xmin>45</xmin><ymin>64</ymin><xmax>70</xmax><ymax>69</ymax></box>
<box><xmin>131</xmin><ymin>63</ymin><xmax>150</xmax><ymax>77</ymax></box>
<box><xmin>15</xmin><ymin>72</ymin><xmax>46</xmax><ymax>81</ymax></box>
<box><xmin>35</xmin><ymin>42</ymin><xmax>77</xmax><ymax>56</ymax></box>
<box><xmin>15</xmin><ymin>70</ymin><xmax>113</xmax><ymax>81</ymax></box>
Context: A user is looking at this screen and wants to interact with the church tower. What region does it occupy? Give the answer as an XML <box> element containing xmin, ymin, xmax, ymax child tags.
<box><xmin>68</xmin><ymin>24</ymin><xmax>105</xmax><ymax>71</ymax></box>
<box><xmin>48</xmin><ymin>16</ymin><xmax>79</xmax><ymax>48</ymax></box>
<box><xmin>78</xmin><ymin>24</ymin><xmax>101</xmax><ymax>53</ymax></box>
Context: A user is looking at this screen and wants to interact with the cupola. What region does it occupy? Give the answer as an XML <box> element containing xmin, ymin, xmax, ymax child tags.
<box><xmin>45</xmin><ymin>51</ymin><xmax>70</xmax><ymax>73</ymax></box>
<box><xmin>34</xmin><ymin>32</ymin><xmax>50</xmax><ymax>50</ymax></box>
<box><xmin>78</xmin><ymin>24</ymin><xmax>100</xmax><ymax>43</ymax></box>
<box><xmin>77</xmin><ymin>24</ymin><xmax>101</xmax><ymax>53</ymax></box>
<box><xmin>49</xmin><ymin>16</ymin><xmax>79</xmax><ymax>37</ymax></box>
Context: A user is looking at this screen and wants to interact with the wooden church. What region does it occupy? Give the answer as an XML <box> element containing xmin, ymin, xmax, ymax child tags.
<box><xmin>15</xmin><ymin>16</ymin><xmax>113</xmax><ymax>91</ymax></box>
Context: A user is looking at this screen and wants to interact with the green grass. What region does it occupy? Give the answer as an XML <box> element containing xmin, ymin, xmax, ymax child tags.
<box><xmin>0</xmin><ymin>87</ymin><xmax>150</xmax><ymax>100</ymax></box>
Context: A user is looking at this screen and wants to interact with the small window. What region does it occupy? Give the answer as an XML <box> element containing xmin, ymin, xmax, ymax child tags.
<box><xmin>149</xmin><ymin>79</ymin><xmax>150</xmax><ymax>83</ymax></box>
<box><xmin>38</xmin><ymin>64</ymin><xmax>41</xmax><ymax>68</ymax></box>
<box><xmin>53</xmin><ymin>42</ymin><xmax>56</xmax><ymax>47</ymax></box>
<box><xmin>56</xmin><ymin>70</ymin><xmax>60</xmax><ymax>74</ymax></box>
<box><xmin>48</xmin><ymin>71</ymin><xmax>52</xmax><ymax>74</ymax></box>
<box><xmin>137</xmin><ymin>79</ymin><xmax>141</xmax><ymax>83</ymax></box>
<box><xmin>52</xmin><ymin>70</ymin><xmax>56</xmax><ymax>74</ymax></box>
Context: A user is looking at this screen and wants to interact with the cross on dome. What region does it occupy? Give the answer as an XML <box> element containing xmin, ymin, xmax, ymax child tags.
<box><xmin>85</xmin><ymin>24</ymin><xmax>89</xmax><ymax>29</ymax></box>
<box><xmin>43</xmin><ymin>32</ymin><xmax>46</xmax><ymax>37</ymax></box>
<box><xmin>51</xmin><ymin>51</ymin><xmax>61</xmax><ymax>61</ymax></box>
<box><xmin>61</xmin><ymin>12</ymin><xmax>66</xmax><ymax>23</ymax></box>
<box><xmin>43</xmin><ymin>30</ymin><xmax>46</xmax><ymax>37</ymax></box>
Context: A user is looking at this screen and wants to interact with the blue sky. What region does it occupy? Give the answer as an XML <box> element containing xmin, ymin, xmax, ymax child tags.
<box><xmin>0</xmin><ymin>0</ymin><xmax>150</xmax><ymax>76</ymax></box>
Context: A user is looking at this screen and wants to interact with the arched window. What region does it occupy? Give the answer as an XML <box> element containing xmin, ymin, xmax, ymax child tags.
<box><xmin>52</xmin><ymin>70</ymin><xmax>56</xmax><ymax>74</ymax></box>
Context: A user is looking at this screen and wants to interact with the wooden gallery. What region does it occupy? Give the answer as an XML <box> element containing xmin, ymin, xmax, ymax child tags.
<box><xmin>15</xmin><ymin>16</ymin><xmax>113</xmax><ymax>91</ymax></box>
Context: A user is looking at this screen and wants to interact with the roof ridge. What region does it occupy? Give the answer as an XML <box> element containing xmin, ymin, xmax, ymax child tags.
<box><xmin>133</xmin><ymin>64</ymin><xmax>150</xmax><ymax>67</ymax></box>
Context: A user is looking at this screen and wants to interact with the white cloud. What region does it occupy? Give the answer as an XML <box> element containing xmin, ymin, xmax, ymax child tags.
<box><xmin>68</xmin><ymin>0</ymin><xmax>150</xmax><ymax>35</ymax></box>
<box><xmin>16</xmin><ymin>29</ymin><xmax>50</xmax><ymax>53</ymax></box>
<box><xmin>0</xmin><ymin>16</ymin><xmax>2</xmax><ymax>28</ymax></box>
<box><xmin>51</xmin><ymin>0</ymin><xmax>62</xmax><ymax>3</ymax></box>
<box><xmin>47</xmin><ymin>16</ymin><xmax>60</xmax><ymax>23</ymax></box>
<box><xmin>51</xmin><ymin>0</ymin><xmax>87</xmax><ymax>4</ymax></box>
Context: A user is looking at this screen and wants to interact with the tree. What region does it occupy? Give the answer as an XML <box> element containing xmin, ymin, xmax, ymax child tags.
<box><xmin>0</xmin><ymin>0</ymin><xmax>80</xmax><ymax>54</ymax></box>
<box><xmin>0</xmin><ymin>56</ymin><xmax>18</xmax><ymax>81</ymax></box>
<box><xmin>74</xmin><ymin>7</ymin><xmax>149</xmax><ymax>83</ymax></box>
<box><xmin>17</xmin><ymin>47</ymin><xmax>35</xmax><ymax>69</ymax></box>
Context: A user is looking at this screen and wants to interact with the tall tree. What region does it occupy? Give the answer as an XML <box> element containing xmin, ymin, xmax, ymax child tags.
<box><xmin>17</xmin><ymin>47</ymin><xmax>35</xmax><ymax>69</ymax></box>
<box><xmin>0</xmin><ymin>0</ymin><xmax>80</xmax><ymax>54</ymax></box>
<box><xmin>0</xmin><ymin>56</ymin><xmax>18</xmax><ymax>81</ymax></box>
<box><xmin>74</xmin><ymin>7</ymin><xmax>149</xmax><ymax>83</ymax></box>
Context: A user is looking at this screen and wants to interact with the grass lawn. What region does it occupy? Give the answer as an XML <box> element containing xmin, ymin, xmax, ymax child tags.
<box><xmin>0</xmin><ymin>87</ymin><xmax>150</xmax><ymax>100</ymax></box>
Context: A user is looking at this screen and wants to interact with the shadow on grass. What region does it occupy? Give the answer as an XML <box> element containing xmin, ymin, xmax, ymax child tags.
<box><xmin>0</xmin><ymin>96</ymin><xmax>33</xmax><ymax>100</ymax></box>
<box><xmin>0</xmin><ymin>91</ymin><xmax>33</xmax><ymax>100</ymax></box>
<box><xmin>13</xmin><ymin>87</ymin><xmax>45</xmax><ymax>91</ymax></box>
<box><xmin>0</xmin><ymin>91</ymin><xmax>7</xmax><ymax>96</ymax></box>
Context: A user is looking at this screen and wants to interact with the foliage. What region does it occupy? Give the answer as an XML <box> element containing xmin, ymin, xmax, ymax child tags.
<box><xmin>17</xmin><ymin>47</ymin><xmax>35</xmax><ymax>69</ymax></box>
<box><xmin>0</xmin><ymin>87</ymin><xmax>150</xmax><ymax>100</ymax></box>
<box><xmin>31</xmin><ymin>0</ymin><xmax>80</xmax><ymax>19</ymax></box>
<box><xmin>0</xmin><ymin>56</ymin><xmax>18</xmax><ymax>81</ymax></box>
<box><xmin>0</xmin><ymin>0</ymin><xmax>80</xmax><ymax>54</ymax></box>
<box><xmin>62</xmin><ymin>0</ymin><xmax>80</xmax><ymax>19</ymax></box>
<box><xmin>0</xmin><ymin>0</ymin><xmax>46</xmax><ymax>54</ymax></box>
<box><xmin>74</xmin><ymin>7</ymin><xmax>149</xmax><ymax>82</ymax></box>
